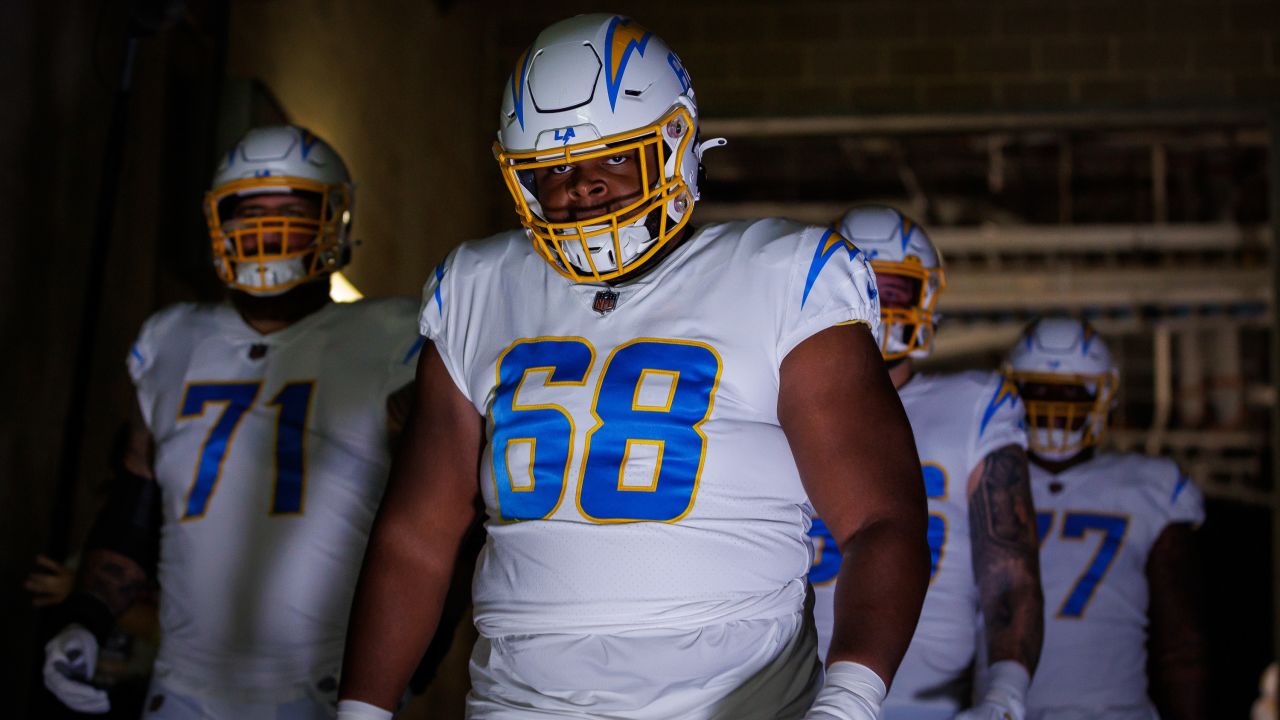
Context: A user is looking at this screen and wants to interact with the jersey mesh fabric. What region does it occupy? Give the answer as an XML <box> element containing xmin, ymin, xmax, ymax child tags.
<box><xmin>419</xmin><ymin>219</ymin><xmax>880</xmax><ymax>639</ymax></box>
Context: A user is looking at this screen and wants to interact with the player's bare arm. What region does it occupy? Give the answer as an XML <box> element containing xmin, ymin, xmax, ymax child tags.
<box><xmin>386</xmin><ymin>375</ymin><xmax>485</xmax><ymax>697</ymax></box>
<box><xmin>76</xmin><ymin>397</ymin><xmax>157</xmax><ymax>620</ymax></box>
<box><xmin>385</xmin><ymin>380</ymin><xmax>414</xmax><ymax>449</ymax></box>
<box><xmin>779</xmin><ymin>322</ymin><xmax>929</xmax><ymax>683</ymax></box>
<box><xmin>42</xmin><ymin>397</ymin><xmax>160</xmax><ymax>713</ymax></box>
<box><xmin>967</xmin><ymin>443</ymin><xmax>1044</xmax><ymax>672</ymax></box>
<box><xmin>340</xmin><ymin>341</ymin><xmax>482</xmax><ymax>711</ymax></box>
<box><xmin>1146</xmin><ymin>522</ymin><xmax>1208</xmax><ymax>720</ymax></box>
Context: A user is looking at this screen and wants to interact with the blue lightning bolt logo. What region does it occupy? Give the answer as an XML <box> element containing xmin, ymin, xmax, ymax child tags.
<box><xmin>801</xmin><ymin>228</ymin><xmax>862</xmax><ymax>309</ymax></box>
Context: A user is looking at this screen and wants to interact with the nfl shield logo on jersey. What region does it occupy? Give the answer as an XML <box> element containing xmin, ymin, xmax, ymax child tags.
<box><xmin>592</xmin><ymin>289</ymin><xmax>618</xmax><ymax>315</ymax></box>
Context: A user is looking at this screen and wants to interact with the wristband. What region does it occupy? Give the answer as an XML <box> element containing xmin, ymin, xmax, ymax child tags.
<box><xmin>336</xmin><ymin>698</ymin><xmax>394</xmax><ymax>720</ymax></box>
<box><xmin>980</xmin><ymin>660</ymin><xmax>1030</xmax><ymax>706</ymax></box>
<box><xmin>805</xmin><ymin>661</ymin><xmax>887</xmax><ymax>720</ymax></box>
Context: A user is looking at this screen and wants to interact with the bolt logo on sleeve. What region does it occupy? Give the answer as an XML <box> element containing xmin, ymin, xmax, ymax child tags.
<box><xmin>802</xmin><ymin>228</ymin><xmax>862</xmax><ymax>309</ymax></box>
<box><xmin>979</xmin><ymin>380</ymin><xmax>1021</xmax><ymax>436</ymax></box>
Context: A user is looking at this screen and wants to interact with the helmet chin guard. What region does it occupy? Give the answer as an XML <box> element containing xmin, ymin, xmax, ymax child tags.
<box><xmin>232</xmin><ymin>258</ymin><xmax>309</xmax><ymax>297</ymax></box>
<box><xmin>837</xmin><ymin>205</ymin><xmax>945</xmax><ymax>361</ymax></box>
<box><xmin>495</xmin><ymin>15</ymin><xmax>724</xmax><ymax>283</ymax></box>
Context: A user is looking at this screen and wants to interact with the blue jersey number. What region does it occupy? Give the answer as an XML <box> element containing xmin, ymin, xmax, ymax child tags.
<box><xmin>808</xmin><ymin>517</ymin><xmax>840</xmax><ymax>585</ymax></box>
<box><xmin>808</xmin><ymin>461</ymin><xmax>949</xmax><ymax>585</ymax></box>
<box><xmin>490</xmin><ymin>337</ymin><xmax>720</xmax><ymax>523</ymax></box>
<box><xmin>179</xmin><ymin>380</ymin><xmax>315</xmax><ymax>518</ymax></box>
<box><xmin>923</xmin><ymin>463</ymin><xmax>948</xmax><ymax>582</ymax></box>
<box><xmin>1036</xmin><ymin>511</ymin><xmax>1129</xmax><ymax>618</ymax></box>
<box><xmin>491</xmin><ymin>339</ymin><xmax>594</xmax><ymax>520</ymax></box>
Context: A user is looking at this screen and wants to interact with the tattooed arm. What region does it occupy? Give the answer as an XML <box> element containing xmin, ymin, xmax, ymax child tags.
<box><xmin>967</xmin><ymin>444</ymin><xmax>1044</xmax><ymax>674</ymax></box>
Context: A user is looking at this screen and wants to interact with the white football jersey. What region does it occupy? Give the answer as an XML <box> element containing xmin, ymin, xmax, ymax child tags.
<box><xmin>419</xmin><ymin>219</ymin><xmax>880</xmax><ymax>638</ymax></box>
<box><xmin>1027</xmin><ymin>452</ymin><xmax>1205</xmax><ymax>718</ymax></box>
<box><xmin>127</xmin><ymin>299</ymin><xmax>421</xmax><ymax>694</ymax></box>
<box><xmin>810</xmin><ymin>371</ymin><xmax>1026</xmax><ymax>713</ymax></box>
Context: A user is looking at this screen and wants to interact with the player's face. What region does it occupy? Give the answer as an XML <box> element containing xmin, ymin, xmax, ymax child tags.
<box><xmin>227</xmin><ymin>193</ymin><xmax>322</xmax><ymax>254</ymax></box>
<box><xmin>1019</xmin><ymin>381</ymin><xmax>1094</xmax><ymax>429</ymax></box>
<box><xmin>532</xmin><ymin>146</ymin><xmax>659</xmax><ymax>223</ymax></box>
<box><xmin>874</xmin><ymin>272</ymin><xmax>921</xmax><ymax>310</ymax></box>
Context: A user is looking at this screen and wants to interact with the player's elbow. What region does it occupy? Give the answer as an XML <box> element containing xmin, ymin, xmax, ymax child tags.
<box><xmin>841</xmin><ymin>514</ymin><xmax>933</xmax><ymax>587</ymax></box>
<box><xmin>370</xmin><ymin>504</ymin><xmax>474</xmax><ymax>582</ymax></box>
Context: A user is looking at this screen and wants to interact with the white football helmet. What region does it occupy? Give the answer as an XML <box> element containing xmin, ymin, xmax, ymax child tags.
<box><xmin>1004</xmin><ymin>317</ymin><xmax>1119</xmax><ymax>460</ymax></box>
<box><xmin>203</xmin><ymin>125</ymin><xmax>353</xmax><ymax>295</ymax></box>
<box><xmin>837</xmin><ymin>205</ymin><xmax>945</xmax><ymax>360</ymax></box>
<box><xmin>495</xmin><ymin>13</ymin><xmax>724</xmax><ymax>282</ymax></box>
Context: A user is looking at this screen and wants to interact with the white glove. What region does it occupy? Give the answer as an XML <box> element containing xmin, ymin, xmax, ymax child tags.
<box><xmin>956</xmin><ymin>660</ymin><xmax>1030</xmax><ymax>720</ymax></box>
<box><xmin>43</xmin><ymin>624</ymin><xmax>110</xmax><ymax>714</ymax></box>
<box><xmin>804</xmin><ymin>661</ymin><xmax>887</xmax><ymax>720</ymax></box>
<box><xmin>336</xmin><ymin>698</ymin><xmax>394</xmax><ymax>720</ymax></box>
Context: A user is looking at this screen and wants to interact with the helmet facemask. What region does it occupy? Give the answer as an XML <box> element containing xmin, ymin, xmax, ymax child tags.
<box><xmin>1007</xmin><ymin>370</ymin><xmax>1118</xmax><ymax>459</ymax></box>
<box><xmin>204</xmin><ymin>175</ymin><xmax>353</xmax><ymax>296</ymax></box>
<box><xmin>496</xmin><ymin>104</ymin><xmax>696</xmax><ymax>283</ymax></box>
<box><xmin>871</xmin><ymin>257</ymin><xmax>945</xmax><ymax>360</ymax></box>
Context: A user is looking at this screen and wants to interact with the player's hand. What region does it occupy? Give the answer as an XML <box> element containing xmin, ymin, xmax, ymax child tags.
<box><xmin>957</xmin><ymin>660</ymin><xmax>1029</xmax><ymax>720</ymax></box>
<box><xmin>955</xmin><ymin>697</ymin><xmax>1025</xmax><ymax>720</ymax></box>
<box><xmin>24</xmin><ymin>554</ymin><xmax>74</xmax><ymax>607</ymax></box>
<box><xmin>43</xmin><ymin>624</ymin><xmax>110</xmax><ymax>714</ymax></box>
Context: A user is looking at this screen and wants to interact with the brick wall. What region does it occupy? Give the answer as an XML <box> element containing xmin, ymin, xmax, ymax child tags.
<box><xmin>490</xmin><ymin>0</ymin><xmax>1280</xmax><ymax>116</ymax></box>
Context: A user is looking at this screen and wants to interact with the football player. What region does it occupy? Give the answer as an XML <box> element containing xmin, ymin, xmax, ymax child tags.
<box><xmin>810</xmin><ymin>206</ymin><xmax>1043</xmax><ymax>720</ymax></box>
<box><xmin>1004</xmin><ymin>317</ymin><xmax>1207</xmax><ymax>720</ymax></box>
<box><xmin>336</xmin><ymin>14</ymin><xmax>929</xmax><ymax>720</ymax></box>
<box><xmin>41</xmin><ymin>125</ymin><xmax>424</xmax><ymax>719</ymax></box>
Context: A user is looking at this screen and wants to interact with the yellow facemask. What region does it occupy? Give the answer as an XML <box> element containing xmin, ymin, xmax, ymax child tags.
<box><xmin>871</xmin><ymin>257</ymin><xmax>946</xmax><ymax>361</ymax></box>
<box><xmin>495</xmin><ymin>106</ymin><xmax>695</xmax><ymax>283</ymax></box>
<box><xmin>203</xmin><ymin>175</ymin><xmax>352</xmax><ymax>294</ymax></box>
<box><xmin>1005</xmin><ymin>370</ymin><xmax>1118</xmax><ymax>456</ymax></box>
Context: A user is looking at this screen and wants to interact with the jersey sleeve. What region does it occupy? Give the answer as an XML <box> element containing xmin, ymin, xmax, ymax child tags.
<box><xmin>417</xmin><ymin>247</ymin><xmax>470</xmax><ymax>401</ymax></box>
<box><xmin>970</xmin><ymin>373</ymin><xmax>1029</xmax><ymax>468</ymax></box>
<box><xmin>776</xmin><ymin>226</ymin><xmax>882</xmax><ymax>361</ymax></box>
<box><xmin>1162</xmin><ymin>464</ymin><xmax>1207</xmax><ymax>528</ymax></box>
<box><xmin>377</xmin><ymin>298</ymin><xmax>427</xmax><ymax>399</ymax></box>
<box><xmin>126</xmin><ymin>306</ymin><xmax>183</xmax><ymax>432</ymax></box>
<box><xmin>126</xmin><ymin>319</ymin><xmax>156</xmax><ymax>386</ymax></box>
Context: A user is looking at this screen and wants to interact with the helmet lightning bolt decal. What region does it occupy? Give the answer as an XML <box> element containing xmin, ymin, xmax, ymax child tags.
<box><xmin>511</xmin><ymin>46</ymin><xmax>535</xmax><ymax>131</ymax></box>
<box><xmin>801</xmin><ymin>228</ymin><xmax>862</xmax><ymax>309</ymax></box>
<box><xmin>299</xmin><ymin>130</ymin><xmax>319</xmax><ymax>159</ymax></box>
<box><xmin>900</xmin><ymin>215</ymin><xmax>916</xmax><ymax>252</ymax></box>
<box><xmin>605</xmin><ymin>17</ymin><xmax>652</xmax><ymax>110</ymax></box>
